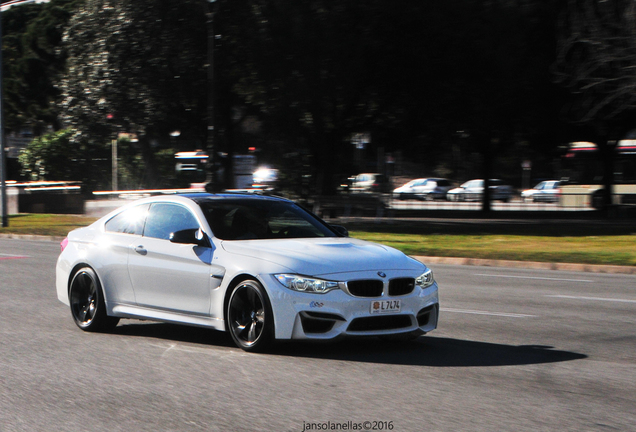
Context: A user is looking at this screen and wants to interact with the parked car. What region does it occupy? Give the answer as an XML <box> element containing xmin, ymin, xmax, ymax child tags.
<box><xmin>349</xmin><ymin>173</ymin><xmax>390</xmax><ymax>193</ymax></box>
<box><xmin>393</xmin><ymin>178</ymin><xmax>454</xmax><ymax>200</ymax></box>
<box><xmin>446</xmin><ymin>179</ymin><xmax>514</xmax><ymax>202</ymax></box>
<box><xmin>56</xmin><ymin>193</ymin><xmax>439</xmax><ymax>352</ymax></box>
<box><xmin>521</xmin><ymin>180</ymin><xmax>561</xmax><ymax>203</ymax></box>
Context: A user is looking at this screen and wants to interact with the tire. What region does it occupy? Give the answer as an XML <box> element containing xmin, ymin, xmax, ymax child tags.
<box><xmin>227</xmin><ymin>279</ymin><xmax>274</xmax><ymax>352</ymax></box>
<box><xmin>69</xmin><ymin>267</ymin><xmax>119</xmax><ymax>332</ymax></box>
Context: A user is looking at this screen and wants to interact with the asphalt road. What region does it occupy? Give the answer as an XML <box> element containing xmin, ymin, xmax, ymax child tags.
<box><xmin>1</xmin><ymin>238</ymin><xmax>635</xmax><ymax>432</ymax></box>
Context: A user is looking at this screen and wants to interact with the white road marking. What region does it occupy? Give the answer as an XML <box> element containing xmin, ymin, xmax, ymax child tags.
<box><xmin>475</xmin><ymin>273</ymin><xmax>594</xmax><ymax>283</ymax></box>
<box><xmin>546</xmin><ymin>295</ymin><xmax>636</xmax><ymax>304</ymax></box>
<box><xmin>441</xmin><ymin>307</ymin><xmax>536</xmax><ymax>318</ymax></box>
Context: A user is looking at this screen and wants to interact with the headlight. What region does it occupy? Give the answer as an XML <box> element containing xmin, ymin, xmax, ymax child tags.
<box><xmin>275</xmin><ymin>274</ymin><xmax>339</xmax><ymax>294</ymax></box>
<box><xmin>415</xmin><ymin>269</ymin><xmax>435</xmax><ymax>288</ymax></box>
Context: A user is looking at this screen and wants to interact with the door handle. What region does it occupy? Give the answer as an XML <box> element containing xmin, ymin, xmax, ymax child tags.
<box><xmin>134</xmin><ymin>245</ymin><xmax>147</xmax><ymax>255</ymax></box>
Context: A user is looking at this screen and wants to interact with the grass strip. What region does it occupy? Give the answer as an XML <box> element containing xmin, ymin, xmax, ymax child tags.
<box><xmin>0</xmin><ymin>214</ymin><xmax>97</xmax><ymax>237</ymax></box>
<box><xmin>1</xmin><ymin>214</ymin><xmax>634</xmax><ymax>266</ymax></box>
<box><xmin>350</xmin><ymin>231</ymin><xmax>636</xmax><ymax>267</ymax></box>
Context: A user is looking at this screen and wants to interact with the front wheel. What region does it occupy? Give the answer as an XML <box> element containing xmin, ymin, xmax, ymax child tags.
<box><xmin>227</xmin><ymin>279</ymin><xmax>274</xmax><ymax>352</ymax></box>
<box><xmin>69</xmin><ymin>267</ymin><xmax>119</xmax><ymax>332</ymax></box>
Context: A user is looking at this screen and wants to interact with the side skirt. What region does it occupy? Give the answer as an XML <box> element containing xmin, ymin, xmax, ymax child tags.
<box><xmin>111</xmin><ymin>305</ymin><xmax>226</xmax><ymax>332</ymax></box>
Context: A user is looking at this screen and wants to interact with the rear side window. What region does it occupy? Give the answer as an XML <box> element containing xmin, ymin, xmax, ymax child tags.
<box><xmin>143</xmin><ymin>203</ymin><xmax>200</xmax><ymax>240</ymax></box>
<box><xmin>105</xmin><ymin>204</ymin><xmax>149</xmax><ymax>235</ymax></box>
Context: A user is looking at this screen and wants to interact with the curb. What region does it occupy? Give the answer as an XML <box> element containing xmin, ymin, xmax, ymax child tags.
<box><xmin>413</xmin><ymin>255</ymin><xmax>636</xmax><ymax>275</ymax></box>
<box><xmin>1</xmin><ymin>234</ymin><xmax>634</xmax><ymax>275</ymax></box>
<box><xmin>0</xmin><ymin>233</ymin><xmax>66</xmax><ymax>242</ymax></box>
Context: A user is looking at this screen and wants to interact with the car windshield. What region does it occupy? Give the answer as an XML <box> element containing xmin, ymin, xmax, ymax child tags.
<box><xmin>197</xmin><ymin>198</ymin><xmax>337</xmax><ymax>240</ymax></box>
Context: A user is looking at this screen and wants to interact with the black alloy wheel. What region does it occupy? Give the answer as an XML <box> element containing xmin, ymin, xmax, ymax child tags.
<box><xmin>69</xmin><ymin>267</ymin><xmax>119</xmax><ymax>332</ymax></box>
<box><xmin>227</xmin><ymin>280</ymin><xmax>274</xmax><ymax>352</ymax></box>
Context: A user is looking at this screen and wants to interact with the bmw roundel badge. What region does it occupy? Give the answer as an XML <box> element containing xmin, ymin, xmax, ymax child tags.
<box><xmin>377</xmin><ymin>271</ymin><xmax>386</xmax><ymax>278</ymax></box>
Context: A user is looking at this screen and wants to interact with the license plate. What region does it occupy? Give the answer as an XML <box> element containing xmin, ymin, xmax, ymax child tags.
<box><xmin>370</xmin><ymin>299</ymin><xmax>401</xmax><ymax>314</ymax></box>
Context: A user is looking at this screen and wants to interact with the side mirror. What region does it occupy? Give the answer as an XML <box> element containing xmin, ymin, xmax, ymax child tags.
<box><xmin>170</xmin><ymin>228</ymin><xmax>210</xmax><ymax>247</ymax></box>
<box><xmin>331</xmin><ymin>224</ymin><xmax>349</xmax><ymax>237</ymax></box>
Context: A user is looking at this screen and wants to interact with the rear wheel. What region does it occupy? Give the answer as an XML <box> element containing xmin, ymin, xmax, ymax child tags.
<box><xmin>227</xmin><ymin>279</ymin><xmax>274</xmax><ymax>352</ymax></box>
<box><xmin>69</xmin><ymin>267</ymin><xmax>119</xmax><ymax>332</ymax></box>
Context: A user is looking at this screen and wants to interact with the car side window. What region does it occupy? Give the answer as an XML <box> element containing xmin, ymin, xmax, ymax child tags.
<box><xmin>143</xmin><ymin>203</ymin><xmax>200</xmax><ymax>240</ymax></box>
<box><xmin>104</xmin><ymin>204</ymin><xmax>149</xmax><ymax>235</ymax></box>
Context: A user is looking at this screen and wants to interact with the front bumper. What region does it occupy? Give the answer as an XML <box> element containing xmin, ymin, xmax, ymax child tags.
<box><xmin>263</xmin><ymin>273</ymin><xmax>439</xmax><ymax>340</ymax></box>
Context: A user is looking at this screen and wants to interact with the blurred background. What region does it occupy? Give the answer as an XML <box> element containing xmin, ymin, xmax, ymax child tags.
<box><xmin>1</xmin><ymin>0</ymin><xmax>636</xmax><ymax>216</ymax></box>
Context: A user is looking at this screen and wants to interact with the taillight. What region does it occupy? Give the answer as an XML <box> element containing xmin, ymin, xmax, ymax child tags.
<box><xmin>60</xmin><ymin>237</ymin><xmax>69</xmax><ymax>252</ymax></box>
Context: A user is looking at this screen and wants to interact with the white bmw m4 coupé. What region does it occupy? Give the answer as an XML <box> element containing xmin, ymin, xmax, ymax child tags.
<box><xmin>56</xmin><ymin>193</ymin><xmax>439</xmax><ymax>351</ymax></box>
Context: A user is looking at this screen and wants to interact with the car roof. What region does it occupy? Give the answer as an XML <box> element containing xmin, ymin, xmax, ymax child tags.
<box><xmin>180</xmin><ymin>192</ymin><xmax>291</xmax><ymax>204</ymax></box>
<box><xmin>98</xmin><ymin>192</ymin><xmax>295</xmax><ymax>225</ymax></box>
<box><xmin>110</xmin><ymin>193</ymin><xmax>291</xmax><ymax>211</ymax></box>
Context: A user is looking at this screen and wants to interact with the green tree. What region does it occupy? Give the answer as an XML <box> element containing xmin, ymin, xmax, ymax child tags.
<box><xmin>2</xmin><ymin>0</ymin><xmax>80</xmax><ymax>134</ymax></box>
<box><xmin>49</xmin><ymin>0</ymin><xmax>560</xmax><ymax>197</ymax></box>
<box><xmin>58</xmin><ymin>0</ymin><xmax>208</xmax><ymax>188</ymax></box>
<box><xmin>18</xmin><ymin>128</ymin><xmax>110</xmax><ymax>189</ymax></box>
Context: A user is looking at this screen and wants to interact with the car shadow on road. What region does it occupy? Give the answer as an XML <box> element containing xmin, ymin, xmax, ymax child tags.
<box><xmin>111</xmin><ymin>322</ymin><xmax>586</xmax><ymax>367</ymax></box>
<box><xmin>112</xmin><ymin>321</ymin><xmax>236</xmax><ymax>348</ymax></box>
<box><xmin>275</xmin><ymin>336</ymin><xmax>588</xmax><ymax>367</ymax></box>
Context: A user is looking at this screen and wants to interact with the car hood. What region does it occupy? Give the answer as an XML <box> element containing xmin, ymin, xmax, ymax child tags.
<box><xmin>220</xmin><ymin>237</ymin><xmax>423</xmax><ymax>276</ymax></box>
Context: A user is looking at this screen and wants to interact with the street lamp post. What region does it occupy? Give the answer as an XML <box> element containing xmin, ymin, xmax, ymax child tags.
<box><xmin>204</xmin><ymin>0</ymin><xmax>218</xmax><ymax>192</ymax></box>
<box><xmin>111</xmin><ymin>138</ymin><xmax>118</xmax><ymax>191</ymax></box>
<box><xmin>1</xmin><ymin>5</ymin><xmax>8</xmax><ymax>227</ymax></box>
